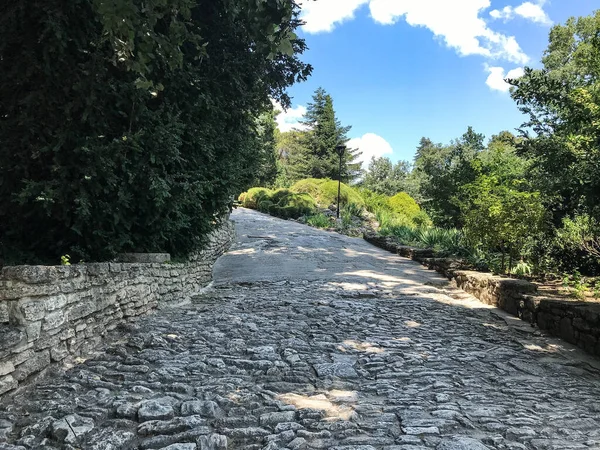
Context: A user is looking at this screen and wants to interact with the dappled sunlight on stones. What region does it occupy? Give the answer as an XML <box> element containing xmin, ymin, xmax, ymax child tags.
<box><xmin>339</xmin><ymin>340</ymin><xmax>385</xmax><ymax>354</ymax></box>
<box><xmin>277</xmin><ymin>393</ymin><xmax>356</xmax><ymax>421</ymax></box>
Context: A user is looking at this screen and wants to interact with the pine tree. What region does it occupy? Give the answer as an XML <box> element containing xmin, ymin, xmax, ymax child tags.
<box><xmin>300</xmin><ymin>88</ymin><xmax>361</xmax><ymax>182</ymax></box>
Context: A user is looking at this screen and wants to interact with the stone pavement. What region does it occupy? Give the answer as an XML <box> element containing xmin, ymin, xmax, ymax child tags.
<box><xmin>2</xmin><ymin>208</ymin><xmax>600</xmax><ymax>450</ymax></box>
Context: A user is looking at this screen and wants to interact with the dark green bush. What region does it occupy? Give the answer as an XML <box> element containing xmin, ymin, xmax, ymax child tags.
<box><xmin>258</xmin><ymin>200</ymin><xmax>274</xmax><ymax>214</ymax></box>
<box><xmin>241</xmin><ymin>188</ymin><xmax>274</xmax><ymax>209</ymax></box>
<box><xmin>239</xmin><ymin>186</ymin><xmax>317</xmax><ymax>220</ymax></box>
<box><xmin>0</xmin><ymin>0</ymin><xmax>310</xmax><ymax>263</ymax></box>
<box><xmin>270</xmin><ymin>189</ymin><xmax>295</xmax><ymax>204</ymax></box>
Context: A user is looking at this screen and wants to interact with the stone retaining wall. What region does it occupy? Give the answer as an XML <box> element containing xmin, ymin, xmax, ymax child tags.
<box><xmin>0</xmin><ymin>221</ymin><xmax>235</xmax><ymax>395</ymax></box>
<box><xmin>365</xmin><ymin>232</ymin><xmax>600</xmax><ymax>357</ymax></box>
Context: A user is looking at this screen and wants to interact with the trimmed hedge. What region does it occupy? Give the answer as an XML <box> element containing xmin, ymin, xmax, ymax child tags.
<box><xmin>291</xmin><ymin>178</ymin><xmax>364</xmax><ymax>208</ymax></box>
<box><xmin>240</xmin><ymin>188</ymin><xmax>274</xmax><ymax>209</ymax></box>
<box><xmin>238</xmin><ymin>188</ymin><xmax>317</xmax><ymax>219</ymax></box>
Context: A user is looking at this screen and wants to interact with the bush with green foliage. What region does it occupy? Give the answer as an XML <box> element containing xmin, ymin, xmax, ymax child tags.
<box><xmin>0</xmin><ymin>0</ymin><xmax>310</xmax><ymax>263</ymax></box>
<box><xmin>358</xmin><ymin>188</ymin><xmax>391</xmax><ymax>214</ymax></box>
<box><xmin>269</xmin><ymin>193</ymin><xmax>317</xmax><ymax>219</ymax></box>
<box><xmin>343</xmin><ymin>203</ymin><xmax>365</xmax><ymax>219</ymax></box>
<box><xmin>290</xmin><ymin>178</ymin><xmax>364</xmax><ymax>208</ymax></box>
<box><xmin>240</xmin><ymin>188</ymin><xmax>273</xmax><ymax>209</ymax></box>
<box><xmin>388</xmin><ymin>192</ymin><xmax>422</xmax><ymax>220</ymax></box>
<box><xmin>238</xmin><ymin>188</ymin><xmax>316</xmax><ymax>220</ymax></box>
<box><xmin>460</xmin><ymin>175</ymin><xmax>546</xmax><ymax>273</ymax></box>
<box><xmin>306</xmin><ymin>213</ymin><xmax>333</xmax><ymax>229</ymax></box>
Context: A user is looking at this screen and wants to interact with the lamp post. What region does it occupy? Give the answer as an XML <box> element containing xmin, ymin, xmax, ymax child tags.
<box><xmin>335</xmin><ymin>144</ymin><xmax>346</xmax><ymax>219</ymax></box>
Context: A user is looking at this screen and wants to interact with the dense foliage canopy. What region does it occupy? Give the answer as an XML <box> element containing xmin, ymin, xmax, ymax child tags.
<box><xmin>0</xmin><ymin>0</ymin><xmax>311</xmax><ymax>263</ymax></box>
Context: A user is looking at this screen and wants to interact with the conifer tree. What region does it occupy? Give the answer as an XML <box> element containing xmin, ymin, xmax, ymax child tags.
<box><xmin>300</xmin><ymin>88</ymin><xmax>362</xmax><ymax>182</ymax></box>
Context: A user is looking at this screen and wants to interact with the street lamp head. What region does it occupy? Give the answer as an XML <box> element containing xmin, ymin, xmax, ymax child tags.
<box><xmin>335</xmin><ymin>144</ymin><xmax>346</xmax><ymax>157</ymax></box>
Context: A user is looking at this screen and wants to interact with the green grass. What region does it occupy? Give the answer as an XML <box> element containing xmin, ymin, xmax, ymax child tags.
<box><xmin>306</xmin><ymin>213</ymin><xmax>332</xmax><ymax>228</ymax></box>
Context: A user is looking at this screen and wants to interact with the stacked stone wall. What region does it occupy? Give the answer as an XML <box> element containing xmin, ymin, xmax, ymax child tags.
<box><xmin>0</xmin><ymin>221</ymin><xmax>235</xmax><ymax>395</ymax></box>
<box><xmin>364</xmin><ymin>232</ymin><xmax>600</xmax><ymax>357</ymax></box>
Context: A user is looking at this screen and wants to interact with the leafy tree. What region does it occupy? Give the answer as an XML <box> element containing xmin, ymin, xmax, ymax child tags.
<box><xmin>477</xmin><ymin>131</ymin><xmax>529</xmax><ymax>182</ymax></box>
<box><xmin>413</xmin><ymin>127</ymin><xmax>484</xmax><ymax>228</ymax></box>
<box><xmin>299</xmin><ymin>88</ymin><xmax>362</xmax><ymax>182</ymax></box>
<box><xmin>461</xmin><ymin>175</ymin><xmax>546</xmax><ymax>273</ymax></box>
<box><xmin>362</xmin><ymin>157</ymin><xmax>411</xmax><ymax>196</ymax></box>
<box><xmin>0</xmin><ymin>0</ymin><xmax>311</xmax><ymax>263</ymax></box>
<box><xmin>510</xmin><ymin>10</ymin><xmax>600</xmax><ymax>222</ymax></box>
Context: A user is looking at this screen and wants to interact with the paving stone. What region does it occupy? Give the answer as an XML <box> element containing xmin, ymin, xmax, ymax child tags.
<box><xmin>1</xmin><ymin>209</ymin><xmax>600</xmax><ymax>449</ymax></box>
<box><xmin>437</xmin><ymin>436</ymin><xmax>490</xmax><ymax>449</ymax></box>
<box><xmin>51</xmin><ymin>414</ymin><xmax>94</xmax><ymax>445</ymax></box>
<box><xmin>197</xmin><ymin>434</ymin><xmax>227</xmax><ymax>450</ymax></box>
<box><xmin>138</xmin><ymin>399</ymin><xmax>176</xmax><ymax>422</ymax></box>
<box><xmin>259</xmin><ymin>411</ymin><xmax>297</xmax><ymax>427</ymax></box>
<box><xmin>88</xmin><ymin>429</ymin><xmax>136</xmax><ymax>450</ymax></box>
<box><xmin>157</xmin><ymin>444</ymin><xmax>197</xmax><ymax>450</ymax></box>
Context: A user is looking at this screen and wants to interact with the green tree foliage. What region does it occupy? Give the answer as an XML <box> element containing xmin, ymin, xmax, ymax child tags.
<box><xmin>276</xmin><ymin>130</ymin><xmax>311</xmax><ymax>186</ymax></box>
<box><xmin>362</xmin><ymin>157</ymin><xmax>411</xmax><ymax>196</ymax></box>
<box><xmin>477</xmin><ymin>132</ymin><xmax>528</xmax><ymax>182</ymax></box>
<box><xmin>511</xmin><ymin>10</ymin><xmax>600</xmax><ymax>222</ymax></box>
<box><xmin>413</xmin><ymin>127</ymin><xmax>484</xmax><ymax>228</ymax></box>
<box><xmin>251</xmin><ymin>107</ymin><xmax>279</xmax><ymax>188</ymax></box>
<box><xmin>298</xmin><ymin>88</ymin><xmax>362</xmax><ymax>182</ymax></box>
<box><xmin>461</xmin><ymin>175</ymin><xmax>546</xmax><ymax>273</ymax></box>
<box><xmin>0</xmin><ymin>0</ymin><xmax>311</xmax><ymax>263</ymax></box>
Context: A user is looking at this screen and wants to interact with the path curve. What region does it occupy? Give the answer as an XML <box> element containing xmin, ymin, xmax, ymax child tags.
<box><xmin>2</xmin><ymin>208</ymin><xmax>600</xmax><ymax>450</ymax></box>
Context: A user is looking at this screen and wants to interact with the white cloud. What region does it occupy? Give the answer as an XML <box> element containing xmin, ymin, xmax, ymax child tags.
<box><xmin>299</xmin><ymin>0</ymin><xmax>369</xmax><ymax>34</ymax></box>
<box><xmin>490</xmin><ymin>1</ymin><xmax>552</xmax><ymax>25</ymax></box>
<box><xmin>272</xmin><ymin>100</ymin><xmax>308</xmax><ymax>132</ymax></box>
<box><xmin>346</xmin><ymin>133</ymin><xmax>394</xmax><ymax>169</ymax></box>
<box><xmin>299</xmin><ymin>0</ymin><xmax>529</xmax><ymax>64</ymax></box>
<box><xmin>485</xmin><ymin>65</ymin><xmax>525</xmax><ymax>92</ymax></box>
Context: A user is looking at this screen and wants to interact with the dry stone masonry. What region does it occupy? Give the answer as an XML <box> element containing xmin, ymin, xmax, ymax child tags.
<box><xmin>0</xmin><ymin>221</ymin><xmax>235</xmax><ymax>396</ymax></box>
<box><xmin>364</xmin><ymin>233</ymin><xmax>600</xmax><ymax>358</ymax></box>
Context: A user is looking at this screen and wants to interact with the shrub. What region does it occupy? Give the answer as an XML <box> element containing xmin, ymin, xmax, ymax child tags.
<box><xmin>376</xmin><ymin>208</ymin><xmax>413</xmax><ymax>232</ymax></box>
<box><xmin>239</xmin><ymin>186</ymin><xmax>317</xmax><ymax>220</ymax></box>
<box><xmin>344</xmin><ymin>202</ymin><xmax>364</xmax><ymax>218</ymax></box>
<box><xmin>412</xmin><ymin>210</ymin><xmax>433</xmax><ymax>228</ymax></box>
<box><xmin>0</xmin><ymin>0</ymin><xmax>310</xmax><ymax>263</ymax></box>
<box><xmin>278</xmin><ymin>192</ymin><xmax>317</xmax><ymax>218</ymax></box>
<box><xmin>383</xmin><ymin>224</ymin><xmax>418</xmax><ymax>244</ymax></box>
<box><xmin>414</xmin><ymin>228</ymin><xmax>466</xmax><ymax>254</ymax></box>
<box><xmin>258</xmin><ymin>200</ymin><xmax>274</xmax><ymax>214</ymax></box>
<box><xmin>270</xmin><ymin>189</ymin><xmax>295</xmax><ymax>204</ymax></box>
<box><xmin>358</xmin><ymin>188</ymin><xmax>392</xmax><ymax>214</ymax></box>
<box><xmin>387</xmin><ymin>192</ymin><xmax>421</xmax><ymax>219</ymax></box>
<box><xmin>306</xmin><ymin>213</ymin><xmax>332</xmax><ymax>228</ymax></box>
<box><xmin>239</xmin><ymin>188</ymin><xmax>273</xmax><ymax>209</ymax></box>
<box><xmin>291</xmin><ymin>178</ymin><xmax>364</xmax><ymax>208</ymax></box>
<box><xmin>289</xmin><ymin>178</ymin><xmax>325</xmax><ymax>200</ymax></box>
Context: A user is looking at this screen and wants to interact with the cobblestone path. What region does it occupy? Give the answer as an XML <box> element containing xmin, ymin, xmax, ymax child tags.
<box><xmin>2</xmin><ymin>208</ymin><xmax>600</xmax><ymax>450</ymax></box>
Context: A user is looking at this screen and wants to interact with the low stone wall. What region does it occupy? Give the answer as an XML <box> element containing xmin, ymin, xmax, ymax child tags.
<box><xmin>0</xmin><ymin>221</ymin><xmax>235</xmax><ymax>395</ymax></box>
<box><xmin>365</xmin><ymin>232</ymin><xmax>600</xmax><ymax>357</ymax></box>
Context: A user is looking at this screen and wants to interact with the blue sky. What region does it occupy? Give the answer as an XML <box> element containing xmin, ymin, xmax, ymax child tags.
<box><xmin>276</xmin><ymin>0</ymin><xmax>599</xmax><ymax>166</ymax></box>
